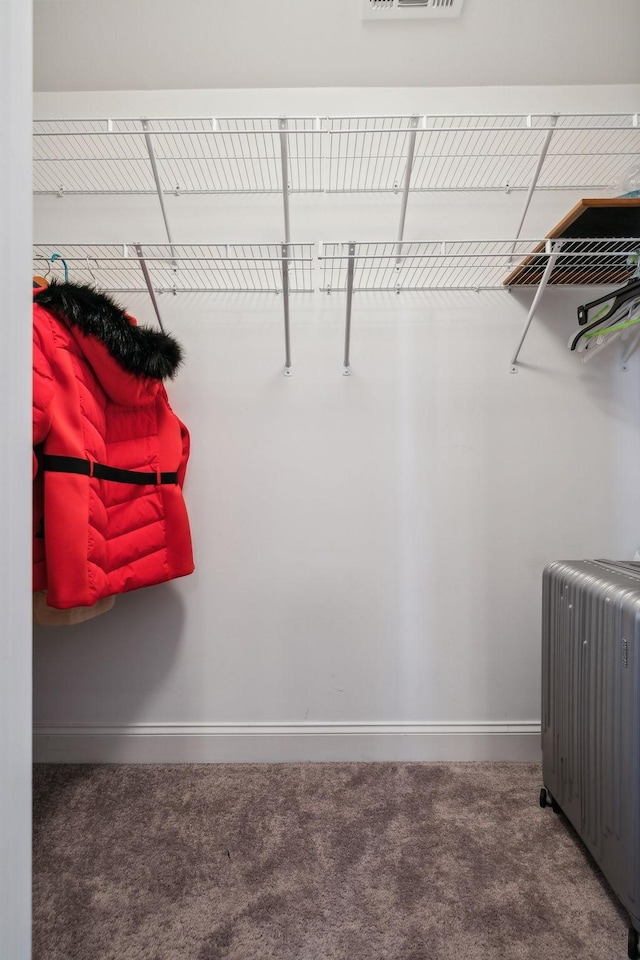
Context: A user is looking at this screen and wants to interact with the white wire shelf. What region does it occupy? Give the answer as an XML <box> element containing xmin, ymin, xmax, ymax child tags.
<box><xmin>34</xmin><ymin>239</ymin><xmax>639</xmax><ymax>295</ymax></box>
<box><xmin>325</xmin><ymin>114</ymin><xmax>640</xmax><ymax>193</ymax></box>
<box><xmin>33</xmin><ymin>118</ymin><xmax>322</xmax><ymax>195</ymax></box>
<box><xmin>33</xmin><ymin>243</ymin><xmax>315</xmax><ymax>294</ymax></box>
<box><xmin>319</xmin><ymin>239</ymin><xmax>640</xmax><ymax>291</ymax></box>
<box><xmin>34</xmin><ymin>113</ymin><xmax>640</xmax><ymax>196</ymax></box>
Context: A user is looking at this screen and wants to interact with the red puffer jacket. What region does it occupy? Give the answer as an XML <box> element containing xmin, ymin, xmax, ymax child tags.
<box><xmin>33</xmin><ymin>282</ymin><xmax>194</xmax><ymax>609</ymax></box>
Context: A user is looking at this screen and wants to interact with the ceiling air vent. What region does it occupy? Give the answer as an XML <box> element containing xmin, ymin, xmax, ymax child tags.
<box><xmin>363</xmin><ymin>0</ymin><xmax>465</xmax><ymax>18</ymax></box>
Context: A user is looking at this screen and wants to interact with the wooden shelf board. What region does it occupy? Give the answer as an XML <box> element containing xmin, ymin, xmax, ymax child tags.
<box><xmin>504</xmin><ymin>199</ymin><xmax>640</xmax><ymax>286</ymax></box>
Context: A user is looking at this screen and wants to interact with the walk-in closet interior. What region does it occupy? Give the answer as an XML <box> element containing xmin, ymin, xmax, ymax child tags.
<box><xmin>3</xmin><ymin>1</ymin><xmax>640</xmax><ymax>958</ymax></box>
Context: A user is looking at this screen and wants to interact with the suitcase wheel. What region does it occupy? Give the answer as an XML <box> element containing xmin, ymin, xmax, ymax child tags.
<box><xmin>628</xmin><ymin>926</ymin><xmax>639</xmax><ymax>959</ymax></box>
<box><xmin>539</xmin><ymin>788</ymin><xmax>562</xmax><ymax>815</ymax></box>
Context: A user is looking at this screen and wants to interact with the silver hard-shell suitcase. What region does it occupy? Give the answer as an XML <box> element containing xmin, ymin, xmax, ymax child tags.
<box><xmin>541</xmin><ymin>560</ymin><xmax>640</xmax><ymax>959</ymax></box>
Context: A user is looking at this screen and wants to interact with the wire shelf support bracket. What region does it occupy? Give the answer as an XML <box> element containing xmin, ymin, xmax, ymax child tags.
<box><xmin>279</xmin><ymin>118</ymin><xmax>292</xmax><ymax>244</ymax></box>
<box><xmin>278</xmin><ymin>118</ymin><xmax>293</xmax><ymax>374</ymax></box>
<box><xmin>281</xmin><ymin>242</ymin><xmax>292</xmax><ymax>376</ymax></box>
<box><xmin>343</xmin><ymin>243</ymin><xmax>356</xmax><ymax>376</ymax></box>
<box><xmin>141</xmin><ymin>120</ymin><xmax>175</xmax><ymax>250</ymax></box>
<box><xmin>395</xmin><ymin>115</ymin><xmax>419</xmax><ymax>260</ymax></box>
<box><xmin>510</xmin><ymin>113</ymin><xmax>558</xmax><ymax>252</ymax></box>
<box><xmin>134</xmin><ymin>243</ymin><xmax>166</xmax><ymax>332</ymax></box>
<box><xmin>509</xmin><ymin>239</ymin><xmax>562</xmax><ymax>372</ymax></box>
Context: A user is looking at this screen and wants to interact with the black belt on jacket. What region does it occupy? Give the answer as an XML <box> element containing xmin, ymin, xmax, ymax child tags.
<box><xmin>42</xmin><ymin>455</ymin><xmax>178</xmax><ymax>486</ymax></box>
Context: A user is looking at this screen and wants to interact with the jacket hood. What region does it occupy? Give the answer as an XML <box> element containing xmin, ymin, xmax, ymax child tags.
<box><xmin>34</xmin><ymin>281</ymin><xmax>183</xmax><ymax>381</ymax></box>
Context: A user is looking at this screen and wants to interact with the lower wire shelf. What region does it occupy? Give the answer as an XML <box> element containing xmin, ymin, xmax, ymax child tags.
<box><xmin>33</xmin><ymin>242</ymin><xmax>315</xmax><ymax>375</ymax></box>
<box><xmin>318</xmin><ymin>237</ymin><xmax>640</xmax><ymax>372</ymax></box>
<box><xmin>33</xmin><ymin>236</ymin><xmax>640</xmax><ymax>373</ymax></box>
<box><xmin>33</xmin><ymin>242</ymin><xmax>315</xmax><ymax>294</ymax></box>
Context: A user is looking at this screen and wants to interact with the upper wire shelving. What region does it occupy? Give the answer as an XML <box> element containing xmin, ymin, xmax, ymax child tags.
<box><xmin>325</xmin><ymin>114</ymin><xmax>640</xmax><ymax>193</ymax></box>
<box><xmin>33</xmin><ymin>113</ymin><xmax>640</xmax><ymax>373</ymax></box>
<box><xmin>33</xmin><ymin>117</ymin><xmax>322</xmax><ymax>196</ymax></box>
<box><xmin>34</xmin><ymin>113</ymin><xmax>640</xmax><ymax>196</ymax></box>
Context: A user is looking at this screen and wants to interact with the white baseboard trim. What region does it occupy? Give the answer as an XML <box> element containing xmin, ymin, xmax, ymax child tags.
<box><xmin>33</xmin><ymin>721</ymin><xmax>541</xmax><ymax>763</ymax></box>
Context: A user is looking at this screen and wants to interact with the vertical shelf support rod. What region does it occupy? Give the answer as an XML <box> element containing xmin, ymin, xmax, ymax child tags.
<box><xmin>396</xmin><ymin>115</ymin><xmax>420</xmax><ymax>263</ymax></box>
<box><xmin>510</xmin><ymin>114</ymin><xmax>558</xmax><ymax>258</ymax></box>
<box><xmin>343</xmin><ymin>242</ymin><xmax>356</xmax><ymax>375</ymax></box>
<box><xmin>279</xmin><ymin>118</ymin><xmax>292</xmax><ymax>244</ymax></box>
<box><xmin>134</xmin><ymin>244</ymin><xmax>165</xmax><ymax>333</ymax></box>
<box><xmin>510</xmin><ymin>239</ymin><xmax>562</xmax><ymax>371</ymax></box>
<box><xmin>281</xmin><ymin>243</ymin><xmax>292</xmax><ymax>376</ymax></box>
<box><xmin>141</xmin><ymin>119</ymin><xmax>176</xmax><ymax>257</ymax></box>
<box><xmin>279</xmin><ymin>118</ymin><xmax>292</xmax><ymax>374</ymax></box>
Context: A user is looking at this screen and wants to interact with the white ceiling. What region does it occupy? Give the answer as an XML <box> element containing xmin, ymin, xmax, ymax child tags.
<box><xmin>34</xmin><ymin>0</ymin><xmax>639</xmax><ymax>92</ymax></box>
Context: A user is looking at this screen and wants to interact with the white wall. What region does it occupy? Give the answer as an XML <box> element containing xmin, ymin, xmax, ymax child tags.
<box><xmin>33</xmin><ymin>0</ymin><xmax>640</xmax><ymax>91</ymax></box>
<box><xmin>33</xmin><ymin>85</ymin><xmax>640</xmax><ymax>762</ymax></box>
<box><xmin>1</xmin><ymin>0</ymin><xmax>32</xmax><ymax>956</ymax></box>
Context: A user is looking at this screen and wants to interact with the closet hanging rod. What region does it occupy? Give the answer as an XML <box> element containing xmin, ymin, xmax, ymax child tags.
<box><xmin>326</xmin><ymin>124</ymin><xmax>637</xmax><ymax>134</ymax></box>
<box><xmin>33</xmin><ymin>117</ymin><xmax>322</xmax><ymax>132</ymax></box>
<box><xmin>319</xmin><ymin>237</ymin><xmax>640</xmax><ymax>251</ymax></box>
<box><xmin>325</xmin><ymin>115</ymin><xmax>639</xmax><ymax>132</ymax></box>
<box><xmin>34</xmin><ymin>248</ymin><xmax>314</xmax><ymax>264</ymax></box>
<box><xmin>95</xmin><ymin>254</ymin><xmax>314</xmax><ymax>263</ymax></box>
<box><xmin>34</xmin><ymin>113</ymin><xmax>640</xmax><ymax>136</ymax></box>
<box><xmin>33</xmin><ymin>244</ymin><xmax>315</xmax><ymax>292</ymax></box>
<box><xmin>326</xmin><ymin>112</ymin><xmax>637</xmax><ymax>120</ymax></box>
<box><xmin>33</xmin><ymin>130</ymin><xmax>315</xmax><ymax>138</ymax></box>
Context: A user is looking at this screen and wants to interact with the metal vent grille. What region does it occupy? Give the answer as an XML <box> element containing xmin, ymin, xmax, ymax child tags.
<box><xmin>399</xmin><ymin>0</ymin><xmax>456</xmax><ymax>6</ymax></box>
<box><xmin>363</xmin><ymin>0</ymin><xmax>464</xmax><ymax>17</ymax></box>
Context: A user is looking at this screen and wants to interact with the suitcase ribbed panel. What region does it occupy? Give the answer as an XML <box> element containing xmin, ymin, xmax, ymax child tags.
<box><xmin>632</xmin><ymin>642</ymin><xmax>640</xmax><ymax>907</ymax></box>
<box><xmin>542</xmin><ymin>560</ymin><xmax>640</xmax><ymax>928</ymax></box>
<box><xmin>563</xmin><ymin>572</ymin><xmax>577</xmax><ymax>816</ymax></box>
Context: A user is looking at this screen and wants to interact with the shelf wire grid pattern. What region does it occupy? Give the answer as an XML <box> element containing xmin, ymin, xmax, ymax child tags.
<box><xmin>33</xmin><ymin>118</ymin><xmax>322</xmax><ymax>195</ymax></box>
<box><xmin>33</xmin><ymin>244</ymin><xmax>315</xmax><ymax>294</ymax></box>
<box><xmin>34</xmin><ymin>114</ymin><xmax>640</xmax><ymax>197</ymax></box>
<box><xmin>319</xmin><ymin>239</ymin><xmax>640</xmax><ymax>291</ymax></box>
<box><xmin>326</xmin><ymin>114</ymin><xmax>640</xmax><ymax>192</ymax></box>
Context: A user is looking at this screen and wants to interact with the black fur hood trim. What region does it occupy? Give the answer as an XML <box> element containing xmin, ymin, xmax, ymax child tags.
<box><xmin>34</xmin><ymin>281</ymin><xmax>183</xmax><ymax>380</ymax></box>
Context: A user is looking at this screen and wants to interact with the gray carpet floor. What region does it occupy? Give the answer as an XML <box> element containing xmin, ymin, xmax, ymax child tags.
<box><xmin>33</xmin><ymin>762</ymin><xmax>629</xmax><ymax>960</ymax></box>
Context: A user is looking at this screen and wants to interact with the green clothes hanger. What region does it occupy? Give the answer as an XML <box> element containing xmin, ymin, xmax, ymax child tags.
<box><xmin>583</xmin><ymin>310</ymin><xmax>640</xmax><ymax>339</ymax></box>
